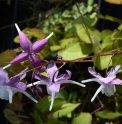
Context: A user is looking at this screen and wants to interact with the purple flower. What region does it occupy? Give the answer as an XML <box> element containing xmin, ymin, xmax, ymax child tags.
<box><xmin>81</xmin><ymin>65</ymin><xmax>122</xmax><ymax>102</ymax></box>
<box><xmin>0</xmin><ymin>67</ymin><xmax>37</xmax><ymax>103</ymax></box>
<box><xmin>3</xmin><ymin>23</ymin><xmax>53</xmax><ymax>70</ymax></box>
<box><xmin>27</xmin><ymin>61</ymin><xmax>85</xmax><ymax>111</ymax></box>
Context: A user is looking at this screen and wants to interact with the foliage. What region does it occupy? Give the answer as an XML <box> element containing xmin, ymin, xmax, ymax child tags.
<box><xmin>2</xmin><ymin>0</ymin><xmax>122</xmax><ymax>124</ymax></box>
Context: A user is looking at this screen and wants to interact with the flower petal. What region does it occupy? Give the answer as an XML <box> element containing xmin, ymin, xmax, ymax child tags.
<box><xmin>88</xmin><ymin>67</ymin><xmax>102</xmax><ymax>78</ymax></box>
<box><xmin>81</xmin><ymin>78</ymin><xmax>98</xmax><ymax>83</ymax></box>
<box><xmin>6</xmin><ymin>87</ymin><xmax>17</xmax><ymax>103</ymax></box>
<box><xmin>34</xmin><ymin>73</ymin><xmax>50</xmax><ymax>83</ymax></box>
<box><xmin>29</xmin><ymin>54</ymin><xmax>41</xmax><ymax>69</ymax></box>
<box><xmin>103</xmin><ymin>84</ymin><xmax>115</xmax><ymax>96</ymax></box>
<box><xmin>91</xmin><ymin>85</ymin><xmax>104</xmax><ymax>102</ymax></box>
<box><xmin>0</xmin><ymin>67</ymin><xmax>9</xmax><ymax>83</ymax></box>
<box><xmin>27</xmin><ymin>81</ymin><xmax>47</xmax><ymax>88</ymax></box>
<box><xmin>10</xmin><ymin>52</ymin><xmax>28</xmax><ymax>64</ymax></box>
<box><xmin>49</xmin><ymin>92</ymin><xmax>55</xmax><ymax>111</ymax></box>
<box><xmin>15</xmin><ymin>82</ymin><xmax>26</xmax><ymax>90</ymax></box>
<box><xmin>32</xmin><ymin>32</ymin><xmax>53</xmax><ymax>53</ymax></box>
<box><xmin>48</xmin><ymin>83</ymin><xmax>60</xmax><ymax>93</ymax></box>
<box><xmin>8</xmin><ymin>76</ymin><xmax>20</xmax><ymax>86</ymax></box>
<box><xmin>32</xmin><ymin>39</ymin><xmax>48</xmax><ymax>53</ymax></box>
<box><xmin>99</xmin><ymin>76</ymin><xmax>116</xmax><ymax>84</ymax></box>
<box><xmin>60</xmin><ymin>80</ymin><xmax>85</xmax><ymax>87</ymax></box>
<box><xmin>0</xmin><ymin>85</ymin><xmax>11</xmax><ymax>100</ymax></box>
<box><xmin>55</xmin><ymin>70</ymin><xmax>71</xmax><ymax>82</ymax></box>
<box><xmin>47</xmin><ymin>61</ymin><xmax>58</xmax><ymax>82</ymax></box>
<box><xmin>111</xmin><ymin>78</ymin><xmax>122</xmax><ymax>84</ymax></box>
<box><xmin>15</xmin><ymin>24</ymin><xmax>32</xmax><ymax>52</ymax></box>
<box><xmin>108</xmin><ymin>65</ymin><xmax>121</xmax><ymax>76</ymax></box>
<box><xmin>16</xmin><ymin>88</ymin><xmax>37</xmax><ymax>103</ymax></box>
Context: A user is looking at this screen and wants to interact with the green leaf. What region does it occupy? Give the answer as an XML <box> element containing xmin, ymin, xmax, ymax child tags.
<box><xmin>72</xmin><ymin>112</ymin><xmax>92</xmax><ymax>124</ymax></box>
<box><xmin>111</xmin><ymin>30</ymin><xmax>122</xmax><ymax>40</ymax></box>
<box><xmin>87</xmin><ymin>5</ymin><xmax>93</xmax><ymax>13</ymax></box>
<box><xmin>58</xmin><ymin>42</ymin><xmax>92</xmax><ymax>60</ymax></box>
<box><xmin>0</xmin><ymin>50</ymin><xmax>25</xmax><ymax>77</ymax></box>
<box><xmin>93</xmin><ymin>55</ymin><xmax>112</xmax><ymax>70</ymax></box>
<box><xmin>75</xmin><ymin>24</ymin><xmax>101</xmax><ymax>44</ymax></box>
<box><xmin>101</xmin><ymin>30</ymin><xmax>113</xmax><ymax>49</ymax></box>
<box><xmin>97</xmin><ymin>14</ymin><xmax>122</xmax><ymax>24</ymax></box>
<box><xmin>30</xmin><ymin>113</ymin><xmax>43</xmax><ymax>124</ymax></box>
<box><xmin>101</xmin><ymin>38</ymin><xmax>120</xmax><ymax>53</ymax></box>
<box><xmin>30</xmin><ymin>28</ymin><xmax>46</xmax><ymax>39</ymax></box>
<box><xmin>95</xmin><ymin>110</ymin><xmax>122</xmax><ymax>119</ymax></box>
<box><xmin>53</xmin><ymin>103</ymin><xmax>80</xmax><ymax>118</ymax></box>
<box><xmin>4</xmin><ymin>109</ymin><xmax>24</xmax><ymax>124</ymax></box>
<box><xmin>0</xmin><ymin>50</ymin><xmax>16</xmax><ymax>66</ymax></box>
<box><xmin>112</xmin><ymin>54</ymin><xmax>122</xmax><ymax>68</ymax></box>
<box><xmin>60</xmin><ymin>38</ymin><xmax>79</xmax><ymax>48</ymax></box>
<box><xmin>88</xmin><ymin>0</ymin><xmax>94</xmax><ymax>5</ymax></box>
<box><xmin>72</xmin><ymin>15</ymin><xmax>97</xmax><ymax>28</ymax></box>
<box><xmin>56</xmin><ymin>89</ymin><xmax>68</xmax><ymax>101</ymax></box>
<box><xmin>47</xmin><ymin>119</ymin><xmax>67</xmax><ymax>124</ymax></box>
<box><xmin>101</xmin><ymin>30</ymin><xmax>113</xmax><ymax>43</ymax></box>
<box><xmin>35</xmin><ymin>96</ymin><xmax>50</xmax><ymax>114</ymax></box>
<box><xmin>50</xmin><ymin>45</ymin><xmax>62</xmax><ymax>51</ymax></box>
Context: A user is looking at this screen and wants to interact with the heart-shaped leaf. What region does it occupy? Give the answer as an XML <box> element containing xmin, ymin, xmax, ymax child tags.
<box><xmin>53</xmin><ymin>103</ymin><xmax>80</xmax><ymax>118</ymax></box>
<box><xmin>75</xmin><ymin>24</ymin><xmax>101</xmax><ymax>44</ymax></box>
<box><xmin>58</xmin><ymin>42</ymin><xmax>92</xmax><ymax>60</ymax></box>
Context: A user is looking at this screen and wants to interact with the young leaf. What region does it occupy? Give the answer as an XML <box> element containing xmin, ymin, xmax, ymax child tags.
<box><xmin>95</xmin><ymin>110</ymin><xmax>122</xmax><ymax>119</ymax></box>
<box><xmin>75</xmin><ymin>24</ymin><xmax>101</xmax><ymax>44</ymax></box>
<box><xmin>58</xmin><ymin>42</ymin><xmax>92</xmax><ymax>60</ymax></box>
<box><xmin>72</xmin><ymin>112</ymin><xmax>92</xmax><ymax>124</ymax></box>
<box><xmin>93</xmin><ymin>55</ymin><xmax>112</xmax><ymax>70</ymax></box>
<box><xmin>53</xmin><ymin>103</ymin><xmax>80</xmax><ymax>118</ymax></box>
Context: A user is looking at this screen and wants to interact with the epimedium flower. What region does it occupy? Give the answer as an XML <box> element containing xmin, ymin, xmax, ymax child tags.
<box><xmin>0</xmin><ymin>67</ymin><xmax>37</xmax><ymax>103</ymax></box>
<box><xmin>81</xmin><ymin>65</ymin><xmax>122</xmax><ymax>102</ymax></box>
<box><xmin>3</xmin><ymin>23</ymin><xmax>53</xmax><ymax>70</ymax></box>
<box><xmin>27</xmin><ymin>61</ymin><xmax>85</xmax><ymax>111</ymax></box>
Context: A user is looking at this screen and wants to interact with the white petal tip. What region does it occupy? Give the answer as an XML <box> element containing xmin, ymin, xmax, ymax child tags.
<box><xmin>46</xmin><ymin>32</ymin><xmax>54</xmax><ymax>39</ymax></box>
<box><xmin>15</xmin><ymin>23</ymin><xmax>20</xmax><ymax>32</ymax></box>
<box><xmin>70</xmin><ymin>81</ymin><xmax>85</xmax><ymax>87</ymax></box>
<box><xmin>27</xmin><ymin>81</ymin><xmax>41</xmax><ymax>88</ymax></box>
<box><xmin>81</xmin><ymin>80</ymin><xmax>89</xmax><ymax>83</ymax></box>
<box><xmin>82</xmin><ymin>84</ymin><xmax>86</xmax><ymax>87</ymax></box>
<box><xmin>49</xmin><ymin>107</ymin><xmax>52</xmax><ymax>111</ymax></box>
<box><xmin>91</xmin><ymin>97</ymin><xmax>95</xmax><ymax>102</ymax></box>
<box><xmin>3</xmin><ymin>64</ymin><xmax>11</xmax><ymax>69</ymax></box>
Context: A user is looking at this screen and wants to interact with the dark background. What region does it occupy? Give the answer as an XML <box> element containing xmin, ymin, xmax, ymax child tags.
<box><xmin>0</xmin><ymin>0</ymin><xmax>122</xmax><ymax>123</ymax></box>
